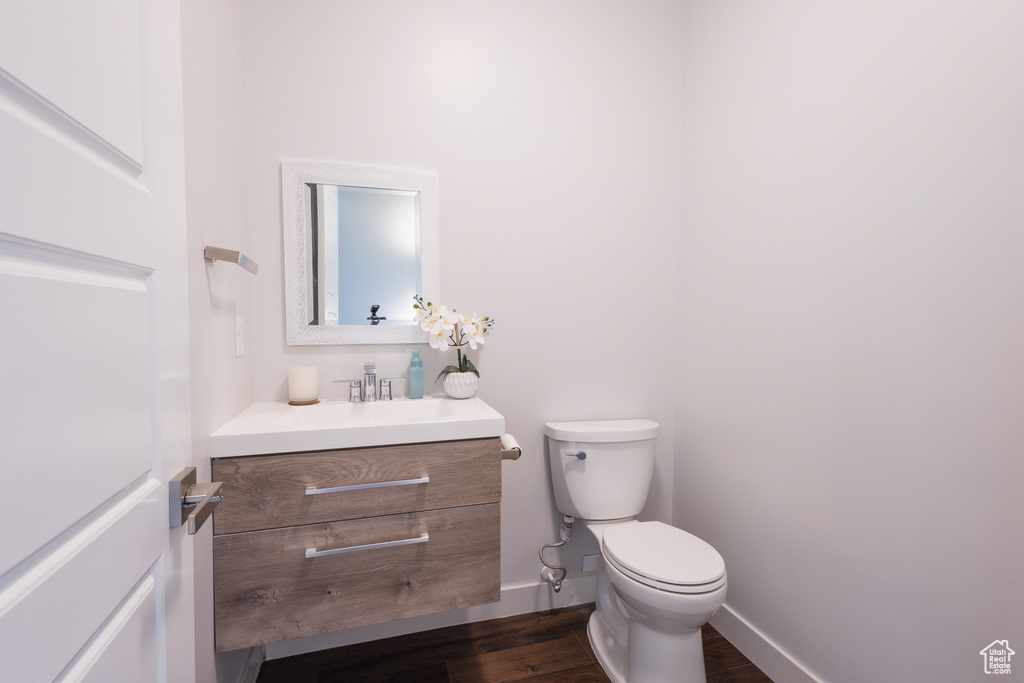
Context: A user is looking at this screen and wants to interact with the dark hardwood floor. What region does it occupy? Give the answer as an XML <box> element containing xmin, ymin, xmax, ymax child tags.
<box><xmin>255</xmin><ymin>604</ymin><xmax>773</xmax><ymax>683</ymax></box>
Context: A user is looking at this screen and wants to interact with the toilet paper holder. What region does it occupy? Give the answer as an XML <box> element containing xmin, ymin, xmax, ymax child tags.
<box><xmin>500</xmin><ymin>433</ymin><xmax>522</xmax><ymax>460</ymax></box>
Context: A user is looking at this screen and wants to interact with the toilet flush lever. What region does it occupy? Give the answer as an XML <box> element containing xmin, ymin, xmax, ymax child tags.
<box><xmin>565</xmin><ymin>450</ymin><xmax>587</xmax><ymax>460</ymax></box>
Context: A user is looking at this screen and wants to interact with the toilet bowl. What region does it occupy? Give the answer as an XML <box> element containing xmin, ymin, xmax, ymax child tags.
<box><xmin>545</xmin><ymin>420</ymin><xmax>727</xmax><ymax>683</ymax></box>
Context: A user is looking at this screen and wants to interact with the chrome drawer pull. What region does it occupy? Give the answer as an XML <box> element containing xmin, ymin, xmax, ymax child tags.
<box><xmin>305</xmin><ymin>533</ymin><xmax>429</xmax><ymax>559</ymax></box>
<box><xmin>305</xmin><ymin>476</ymin><xmax>429</xmax><ymax>496</ymax></box>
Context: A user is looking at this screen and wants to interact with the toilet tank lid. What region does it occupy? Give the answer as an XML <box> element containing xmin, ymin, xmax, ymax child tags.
<box><xmin>544</xmin><ymin>419</ymin><xmax>659</xmax><ymax>442</ymax></box>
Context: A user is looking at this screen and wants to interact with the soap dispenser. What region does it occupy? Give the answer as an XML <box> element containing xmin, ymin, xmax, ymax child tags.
<box><xmin>408</xmin><ymin>349</ymin><xmax>424</xmax><ymax>399</ymax></box>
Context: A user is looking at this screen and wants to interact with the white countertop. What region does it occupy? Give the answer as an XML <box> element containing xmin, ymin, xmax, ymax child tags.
<box><xmin>210</xmin><ymin>395</ymin><xmax>506</xmax><ymax>457</ymax></box>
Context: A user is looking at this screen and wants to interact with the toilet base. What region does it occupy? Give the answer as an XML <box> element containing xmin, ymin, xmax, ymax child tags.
<box><xmin>588</xmin><ymin>610</ymin><xmax>628</xmax><ymax>683</ymax></box>
<box><xmin>588</xmin><ymin>609</ymin><xmax>709</xmax><ymax>683</ymax></box>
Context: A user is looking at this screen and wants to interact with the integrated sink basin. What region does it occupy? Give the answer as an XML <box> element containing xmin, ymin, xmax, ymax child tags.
<box><xmin>210</xmin><ymin>395</ymin><xmax>505</xmax><ymax>457</ymax></box>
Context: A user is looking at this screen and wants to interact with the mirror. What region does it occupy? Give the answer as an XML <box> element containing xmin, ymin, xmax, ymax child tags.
<box><xmin>281</xmin><ymin>160</ymin><xmax>439</xmax><ymax>344</ymax></box>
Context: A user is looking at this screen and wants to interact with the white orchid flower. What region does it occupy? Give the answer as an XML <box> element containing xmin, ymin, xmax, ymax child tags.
<box><xmin>428</xmin><ymin>325</ymin><xmax>449</xmax><ymax>350</ymax></box>
<box><xmin>439</xmin><ymin>307</ymin><xmax>457</xmax><ymax>331</ymax></box>
<box><xmin>419</xmin><ymin>313</ymin><xmax>439</xmax><ymax>332</ymax></box>
<box><xmin>466</xmin><ymin>324</ymin><xmax>487</xmax><ymax>349</ymax></box>
<box><xmin>414</xmin><ymin>298</ymin><xmax>437</xmax><ymax>329</ymax></box>
<box><xmin>417</xmin><ymin>304</ymin><xmax>453</xmax><ymax>336</ymax></box>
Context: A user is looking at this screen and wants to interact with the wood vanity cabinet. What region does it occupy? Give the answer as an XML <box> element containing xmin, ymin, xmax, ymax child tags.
<box><xmin>211</xmin><ymin>437</ymin><xmax>501</xmax><ymax>652</ymax></box>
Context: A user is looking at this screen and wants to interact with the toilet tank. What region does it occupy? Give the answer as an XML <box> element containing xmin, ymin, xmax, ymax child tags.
<box><xmin>544</xmin><ymin>419</ymin><xmax>659</xmax><ymax>520</ymax></box>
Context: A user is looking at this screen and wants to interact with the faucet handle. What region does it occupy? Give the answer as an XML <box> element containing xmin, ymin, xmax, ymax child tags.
<box><xmin>378</xmin><ymin>377</ymin><xmax>407</xmax><ymax>401</ymax></box>
<box><xmin>333</xmin><ymin>379</ymin><xmax>362</xmax><ymax>402</ymax></box>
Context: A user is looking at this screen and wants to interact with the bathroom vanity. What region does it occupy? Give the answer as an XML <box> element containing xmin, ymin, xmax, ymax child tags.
<box><xmin>208</xmin><ymin>397</ymin><xmax>505</xmax><ymax>652</ymax></box>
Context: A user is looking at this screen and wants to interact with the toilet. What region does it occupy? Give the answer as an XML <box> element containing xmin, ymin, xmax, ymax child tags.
<box><xmin>545</xmin><ymin>419</ymin><xmax>727</xmax><ymax>683</ymax></box>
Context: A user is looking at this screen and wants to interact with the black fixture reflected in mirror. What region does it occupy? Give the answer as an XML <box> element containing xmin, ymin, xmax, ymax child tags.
<box><xmin>367</xmin><ymin>304</ymin><xmax>386</xmax><ymax>325</ymax></box>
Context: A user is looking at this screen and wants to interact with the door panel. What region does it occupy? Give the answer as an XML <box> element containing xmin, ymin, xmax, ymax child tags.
<box><xmin>0</xmin><ymin>0</ymin><xmax>144</xmax><ymax>165</ymax></box>
<box><xmin>0</xmin><ymin>239</ymin><xmax>152</xmax><ymax>578</ymax></box>
<box><xmin>0</xmin><ymin>93</ymin><xmax>150</xmax><ymax>261</ymax></box>
<box><xmin>0</xmin><ymin>482</ymin><xmax>161</xmax><ymax>682</ymax></box>
<box><xmin>70</xmin><ymin>572</ymin><xmax>159</xmax><ymax>683</ymax></box>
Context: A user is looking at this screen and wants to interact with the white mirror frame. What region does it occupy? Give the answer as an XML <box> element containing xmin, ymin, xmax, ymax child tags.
<box><xmin>281</xmin><ymin>159</ymin><xmax>439</xmax><ymax>344</ymax></box>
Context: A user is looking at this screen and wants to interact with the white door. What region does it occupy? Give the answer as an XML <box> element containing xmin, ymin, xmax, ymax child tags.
<box><xmin>0</xmin><ymin>1</ymin><xmax>194</xmax><ymax>682</ymax></box>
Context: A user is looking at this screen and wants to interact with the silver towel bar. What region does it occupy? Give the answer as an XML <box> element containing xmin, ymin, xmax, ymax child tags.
<box><xmin>204</xmin><ymin>246</ymin><xmax>259</xmax><ymax>274</ymax></box>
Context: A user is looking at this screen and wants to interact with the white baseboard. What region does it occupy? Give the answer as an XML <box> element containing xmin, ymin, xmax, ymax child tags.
<box><xmin>264</xmin><ymin>575</ymin><xmax>597</xmax><ymax>660</ymax></box>
<box><xmin>710</xmin><ymin>603</ymin><xmax>823</xmax><ymax>683</ymax></box>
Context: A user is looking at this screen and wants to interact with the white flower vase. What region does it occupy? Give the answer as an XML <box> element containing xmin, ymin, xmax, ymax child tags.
<box><xmin>443</xmin><ymin>372</ymin><xmax>479</xmax><ymax>399</ymax></box>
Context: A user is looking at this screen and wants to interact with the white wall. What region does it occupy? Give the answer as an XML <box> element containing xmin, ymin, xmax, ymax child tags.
<box><xmin>676</xmin><ymin>2</ymin><xmax>1024</xmax><ymax>682</ymax></box>
<box><xmin>242</xmin><ymin>0</ymin><xmax>685</xmax><ymax>655</ymax></box>
<box><xmin>180</xmin><ymin>0</ymin><xmax>258</xmax><ymax>680</ymax></box>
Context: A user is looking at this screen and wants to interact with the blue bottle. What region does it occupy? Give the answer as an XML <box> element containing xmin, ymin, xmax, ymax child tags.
<box><xmin>408</xmin><ymin>349</ymin><xmax>424</xmax><ymax>399</ymax></box>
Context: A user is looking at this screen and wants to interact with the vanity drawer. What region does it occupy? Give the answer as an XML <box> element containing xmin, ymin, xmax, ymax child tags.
<box><xmin>213</xmin><ymin>502</ymin><xmax>500</xmax><ymax>652</ymax></box>
<box><xmin>212</xmin><ymin>438</ymin><xmax>501</xmax><ymax>535</ymax></box>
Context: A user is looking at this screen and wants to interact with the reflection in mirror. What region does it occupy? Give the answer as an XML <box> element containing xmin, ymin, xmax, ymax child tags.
<box><xmin>282</xmin><ymin>160</ymin><xmax>439</xmax><ymax>345</ymax></box>
<box><xmin>307</xmin><ymin>184</ymin><xmax>420</xmax><ymax>326</ymax></box>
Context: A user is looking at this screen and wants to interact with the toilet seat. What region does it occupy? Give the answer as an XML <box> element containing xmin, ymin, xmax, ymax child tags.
<box><xmin>602</xmin><ymin>521</ymin><xmax>726</xmax><ymax>594</ymax></box>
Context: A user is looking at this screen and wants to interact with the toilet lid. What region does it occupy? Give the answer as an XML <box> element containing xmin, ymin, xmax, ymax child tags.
<box><xmin>602</xmin><ymin>521</ymin><xmax>726</xmax><ymax>594</ymax></box>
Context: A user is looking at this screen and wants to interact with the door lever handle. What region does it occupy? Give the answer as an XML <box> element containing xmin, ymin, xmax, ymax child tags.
<box><xmin>169</xmin><ymin>467</ymin><xmax>224</xmax><ymax>535</ymax></box>
<box><xmin>184</xmin><ymin>481</ymin><xmax>224</xmax><ymax>535</ymax></box>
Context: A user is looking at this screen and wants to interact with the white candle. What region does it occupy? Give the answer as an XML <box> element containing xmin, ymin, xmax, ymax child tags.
<box><xmin>287</xmin><ymin>365</ymin><xmax>319</xmax><ymax>403</ymax></box>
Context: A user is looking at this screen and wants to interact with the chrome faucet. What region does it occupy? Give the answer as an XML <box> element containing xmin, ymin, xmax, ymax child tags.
<box><xmin>337</xmin><ymin>364</ymin><xmax>398</xmax><ymax>402</ymax></box>
<box><xmin>362</xmin><ymin>363</ymin><xmax>377</xmax><ymax>402</ymax></box>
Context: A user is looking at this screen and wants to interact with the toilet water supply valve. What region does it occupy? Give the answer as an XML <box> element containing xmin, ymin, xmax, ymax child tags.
<box><xmin>539</xmin><ymin>515</ymin><xmax>574</xmax><ymax>593</ymax></box>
